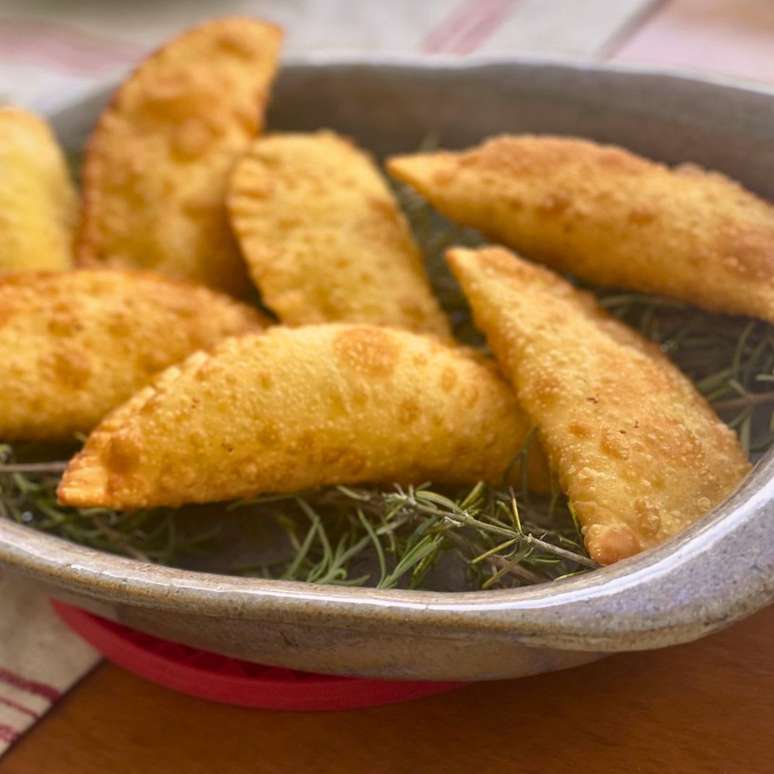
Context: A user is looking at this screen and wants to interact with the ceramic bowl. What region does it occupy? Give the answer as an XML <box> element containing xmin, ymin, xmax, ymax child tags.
<box><xmin>1</xmin><ymin>58</ymin><xmax>773</xmax><ymax>681</ymax></box>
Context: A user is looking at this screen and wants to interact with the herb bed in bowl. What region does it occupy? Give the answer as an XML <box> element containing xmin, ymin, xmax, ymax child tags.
<box><xmin>3</xmin><ymin>192</ymin><xmax>772</xmax><ymax>591</ymax></box>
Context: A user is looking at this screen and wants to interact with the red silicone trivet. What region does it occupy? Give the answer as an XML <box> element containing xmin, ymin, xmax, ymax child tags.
<box><xmin>52</xmin><ymin>601</ymin><xmax>461</xmax><ymax>711</ymax></box>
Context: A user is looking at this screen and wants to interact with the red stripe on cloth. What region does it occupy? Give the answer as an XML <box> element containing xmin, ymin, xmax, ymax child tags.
<box><xmin>0</xmin><ymin>696</ymin><xmax>38</xmax><ymax>720</ymax></box>
<box><xmin>447</xmin><ymin>0</ymin><xmax>519</xmax><ymax>54</ymax></box>
<box><xmin>0</xmin><ymin>668</ymin><xmax>60</xmax><ymax>702</ymax></box>
<box><xmin>421</xmin><ymin>0</ymin><xmax>500</xmax><ymax>54</ymax></box>
<box><xmin>0</xmin><ymin>725</ymin><xmax>18</xmax><ymax>744</ymax></box>
<box><xmin>0</xmin><ymin>18</ymin><xmax>141</xmax><ymax>73</ymax></box>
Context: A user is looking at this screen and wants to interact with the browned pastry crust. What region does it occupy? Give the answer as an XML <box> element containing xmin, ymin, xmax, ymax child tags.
<box><xmin>77</xmin><ymin>17</ymin><xmax>283</xmax><ymax>296</ymax></box>
<box><xmin>0</xmin><ymin>107</ymin><xmax>77</xmax><ymax>273</ymax></box>
<box><xmin>59</xmin><ymin>323</ymin><xmax>547</xmax><ymax>509</ymax></box>
<box><xmin>448</xmin><ymin>245</ymin><xmax>750</xmax><ymax>564</ymax></box>
<box><xmin>228</xmin><ymin>131</ymin><xmax>451</xmax><ymax>338</ymax></box>
<box><xmin>390</xmin><ymin>135</ymin><xmax>774</xmax><ymax>322</ymax></box>
<box><xmin>0</xmin><ymin>269</ymin><xmax>266</xmax><ymax>439</ymax></box>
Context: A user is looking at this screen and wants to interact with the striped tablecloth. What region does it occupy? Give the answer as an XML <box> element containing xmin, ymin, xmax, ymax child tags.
<box><xmin>0</xmin><ymin>575</ymin><xmax>98</xmax><ymax>751</ymax></box>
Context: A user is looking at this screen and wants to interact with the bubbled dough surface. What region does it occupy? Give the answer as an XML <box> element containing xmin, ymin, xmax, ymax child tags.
<box><xmin>77</xmin><ymin>17</ymin><xmax>283</xmax><ymax>296</ymax></box>
<box><xmin>0</xmin><ymin>107</ymin><xmax>77</xmax><ymax>273</ymax></box>
<box><xmin>389</xmin><ymin>135</ymin><xmax>774</xmax><ymax>322</ymax></box>
<box><xmin>228</xmin><ymin>131</ymin><xmax>451</xmax><ymax>338</ymax></box>
<box><xmin>448</xmin><ymin>245</ymin><xmax>751</xmax><ymax>565</ymax></box>
<box><xmin>0</xmin><ymin>270</ymin><xmax>264</xmax><ymax>440</ymax></box>
<box><xmin>59</xmin><ymin>324</ymin><xmax>538</xmax><ymax>509</ymax></box>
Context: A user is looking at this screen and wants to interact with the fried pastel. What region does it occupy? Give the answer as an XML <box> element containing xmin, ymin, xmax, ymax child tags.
<box><xmin>77</xmin><ymin>17</ymin><xmax>283</xmax><ymax>295</ymax></box>
<box><xmin>0</xmin><ymin>107</ymin><xmax>77</xmax><ymax>273</ymax></box>
<box><xmin>389</xmin><ymin>135</ymin><xmax>774</xmax><ymax>322</ymax></box>
<box><xmin>447</xmin><ymin>245</ymin><xmax>750</xmax><ymax>565</ymax></box>
<box><xmin>228</xmin><ymin>131</ymin><xmax>451</xmax><ymax>337</ymax></box>
<box><xmin>58</xmin><ymin>324</ymin><xmax>546</xmax><ymax>509</ymax></box>
<box><xmin>0</xmin><ymin>270</ymin><xmax>264</xmax><ymax>440</ymax></box>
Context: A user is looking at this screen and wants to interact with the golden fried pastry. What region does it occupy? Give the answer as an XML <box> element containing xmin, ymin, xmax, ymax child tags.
<box><xmin>0</xmin><ymin>270</ymin><xmax>265</xmax><ymax>440</ymax></box>
<box><xmin>77</xmin><ymin>17</ymin><xmax>283</xmax><ymax>296</ymax></box>
<box><xmin>58</xmin><ymin>324</ymin><xmax>546</xmax><ymax>509</ymax></box>
<box><xmin>447</xmin><ymin>245</ymin><xmax>750</xmax><ymax>565</ymax></box>
<box><xmin>389</xmin><ymin>135</ymin><xmax>774</xmax><ymax>322</ymax></box>
<box><xmin>228</xmin><ymin>131</ymin><xmax>451</xmax><ymax>337</ymax></box>
<box><xmin>0</xmin><ymin>107</ymin><xmax>77</xmax><ymax>273</ymax></box>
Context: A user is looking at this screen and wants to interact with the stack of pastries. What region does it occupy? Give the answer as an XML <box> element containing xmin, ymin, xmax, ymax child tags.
<box><xmin>2</xmin><ymin>17</ymin><xmax>771</xmax><ymax>567</ymax></box>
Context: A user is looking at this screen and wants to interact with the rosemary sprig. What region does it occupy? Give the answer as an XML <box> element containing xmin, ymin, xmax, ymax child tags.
<box><xmin>230</xmin><ymin>480</ymin><xmax>591</xmax><ymax>589</ymax></box>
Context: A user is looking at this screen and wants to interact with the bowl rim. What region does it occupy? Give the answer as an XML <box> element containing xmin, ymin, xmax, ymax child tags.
<box><xmin>279</xmin><ymin>50</ymin><xmax>774</xmax><ymax>97</ymax></box>
<box><xmin>2</xmin><ymin>55</ymin><xmax>773</xmax><ymax>654</ymax></box>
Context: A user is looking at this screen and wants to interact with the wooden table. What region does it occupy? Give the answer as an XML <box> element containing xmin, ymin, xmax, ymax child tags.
<box><xmin>4</xmin><ymin>2</ymin><xmax>774</xmax><ymax>772</ymax></box>
<box><xmin>3</xmin><ymin>605</ymin><xmax>773</xmax><ymax>773</ymax></box>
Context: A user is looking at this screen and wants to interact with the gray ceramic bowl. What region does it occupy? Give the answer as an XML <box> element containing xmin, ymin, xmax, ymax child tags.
<box><xmin>1</xmin><ymin>58</ymin><xmax>774</xmax><ymax>681</ymax></box>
